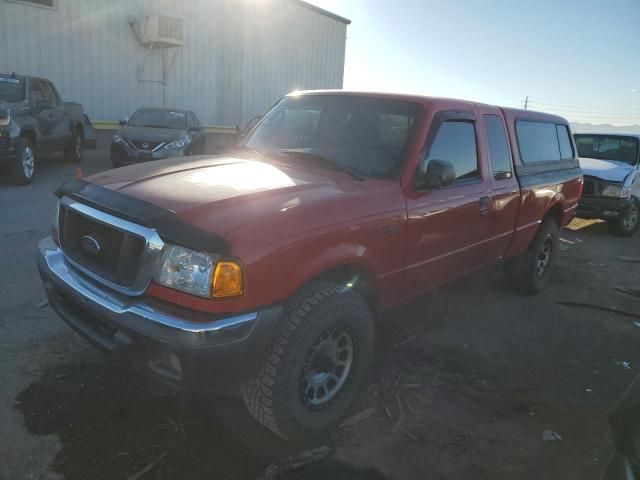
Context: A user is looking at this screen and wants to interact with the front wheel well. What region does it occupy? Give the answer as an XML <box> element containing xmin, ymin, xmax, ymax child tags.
<box><xmin>20</xmin><ymin>129</ymin><xmax>37</xmax><ymax>150</ymax></box>
<box><xmin>312</xmin><ymin>264</ymin><xmax>378</xmax><ymax>313</ymax></box>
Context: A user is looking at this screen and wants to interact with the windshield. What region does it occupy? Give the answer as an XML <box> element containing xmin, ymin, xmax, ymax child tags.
<box><xmin>245</xmin><ymin>95</ymin><xmax>421</xmax><ymax>179</ymax></box>
<box><xmin>128</xmin><ymin>109</ymin><xmax>187</xmax><ymax>129</ymax></box>
<box><xmin>0</xmin><ymin>77</ymin><xmax>25</xmax><ymax>103</ymax></box>
<box><xmin>574</xmin><ymin>134</ymin><xmax>639</xmax><ymax>165</ymax></box>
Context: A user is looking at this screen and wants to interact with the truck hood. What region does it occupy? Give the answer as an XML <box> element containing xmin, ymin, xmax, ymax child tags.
<box><xmin>117</xmin><ymin>126</ymin><xmax>187</xmax><ymax>143</ymax></box>
<box><xmin>579</xmin><ymin>157</ymin><xmax>635</xmax><ymax>183</ymax></box>
<box><xmin>85</xmin><ymin>155</ymin><xmax>370</xmax><ymax>236</ymax></box>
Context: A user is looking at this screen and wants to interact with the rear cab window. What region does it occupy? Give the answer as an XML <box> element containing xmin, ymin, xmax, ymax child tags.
<box><xmin>516</xmin><ymin>120</ymin><xmax>575</xmax><ymax>163</ymax></box>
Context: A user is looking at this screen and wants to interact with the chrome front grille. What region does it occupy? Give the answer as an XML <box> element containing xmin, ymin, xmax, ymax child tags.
<box><xmin>58</xmin><ymin>198</ymin><xmax>165</xmax><ymax>296</ymax></box>
<box><xmin>128</xmin><ymin>139</ymin><xmax>164</xmax><ymax>151</ymax></box>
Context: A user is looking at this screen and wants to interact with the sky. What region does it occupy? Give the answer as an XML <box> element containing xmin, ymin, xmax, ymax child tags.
<box><xmin>306</xmin><ymin>0</ymin><xmax>640</xmax><ymax>126</ymax></box>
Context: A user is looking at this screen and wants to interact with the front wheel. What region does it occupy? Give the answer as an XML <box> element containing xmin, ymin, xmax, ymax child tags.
<box><xmin>506</xmin><ymin>217</ymin><xmax>560</xmax><ymax>294</ymax></box>
<box><xmin>608</xmin><ymin>201</ymin><xmax>639</xmax><ymax>237</ymax></box>
<box><xmin>242</xmin><ymin>281</ymin><xmax>375</xmax><ymax>439</ymax></box>
<box><xmin>10</xmin><ymin>137</ymin><xmax>36</xmax><ymax>185</ymax></box>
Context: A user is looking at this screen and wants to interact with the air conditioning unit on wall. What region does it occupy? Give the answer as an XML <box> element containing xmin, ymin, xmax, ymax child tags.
<box><xmin>139</xmin><ymin>14</ymin><xmax>184</xmax><ymax>47</ymax></box>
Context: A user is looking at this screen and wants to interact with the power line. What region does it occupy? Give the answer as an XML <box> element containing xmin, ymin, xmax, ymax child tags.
<box><xmin>527</xmin><ymin>99</ymin><xmax>640</xmax><ymax>113</ymax></box>
<box><xmin>519</xmin><ymin>97</ymin><xmax>640</xmax><ymax>124</ymax></box>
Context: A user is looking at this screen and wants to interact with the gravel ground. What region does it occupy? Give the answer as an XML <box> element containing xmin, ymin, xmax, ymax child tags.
<box><xmin>1</xmin><ymin>133</ymin><xmax>639</xmax><ymax>479</ymax></box>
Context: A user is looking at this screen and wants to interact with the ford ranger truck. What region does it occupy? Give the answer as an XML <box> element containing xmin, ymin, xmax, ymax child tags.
<box><xmin>37</xmin><ymin>92</ymin><xmax>583</xmax><ymax>439</ymax></box>
<box><xmin>574</xmin><ymin>133</ymin><xmax>640</xmax><ymax>236</ymax></box>
<box><xmin>0</xmin><ymin>73</ymin><xmax>95</xmax><ymax>185</ymax></box>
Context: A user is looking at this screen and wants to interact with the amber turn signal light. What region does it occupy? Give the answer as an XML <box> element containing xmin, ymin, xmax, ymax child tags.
<box><xmin>211</xmin><ymin>261</ymin><xmax>243</xmax><ymax>298</ymax></box>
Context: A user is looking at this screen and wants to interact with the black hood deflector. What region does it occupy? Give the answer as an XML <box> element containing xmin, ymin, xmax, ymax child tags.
<box><xmin>55</xmin><ymin>178</ymin><xmax>231</xmax><ymax>255</ymax></box>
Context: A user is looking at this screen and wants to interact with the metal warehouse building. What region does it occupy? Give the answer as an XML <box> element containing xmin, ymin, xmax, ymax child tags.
<box><xmin>0</xmin><ymin>0</ymin><xmax>349</xmax><ymax>128</ymax></box>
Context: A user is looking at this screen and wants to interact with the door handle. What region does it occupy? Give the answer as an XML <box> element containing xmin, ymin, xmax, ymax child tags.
<box><xmin>479</xmin><ymin>196</ymin><xmax>491</xmax><ymax>215</ymax></box>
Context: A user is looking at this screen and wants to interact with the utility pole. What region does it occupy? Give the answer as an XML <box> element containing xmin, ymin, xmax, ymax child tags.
<box><xmin>524</xmin><ymin>96</ymin><xmax>529</xmax><ymax>110</ymax></box>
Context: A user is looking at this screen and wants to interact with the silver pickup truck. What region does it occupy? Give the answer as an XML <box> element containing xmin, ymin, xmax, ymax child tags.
<box><xmin>575</xmin><ymin>133</ymin><xmax>640</xmax><ymax>236</ymax></box>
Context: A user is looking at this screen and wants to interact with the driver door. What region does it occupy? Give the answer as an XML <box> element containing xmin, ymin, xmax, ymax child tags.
<box><xmin>403</xmin><ymin>108</ymin><xmax>495</xmax><ymax>297</ymax></box>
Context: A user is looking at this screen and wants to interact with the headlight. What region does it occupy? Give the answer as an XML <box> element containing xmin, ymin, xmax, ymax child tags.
<box><xmin>154</xmin><ymin>244</ymin><xmax>244</xmax><ymax>298</ymax></box>
<box><xmin>113</xmin><ymin>133</ymin><xmax>127</xmax><ymax>145</ymax></box>
<box><xmin>0</xmin><ymin>113</ymin><xmax>10</xmax><ymax>127</ymax></box>
<box><xmin>164</xmin><ymin>135</ymin><xmax>190</xmax><ymax>150</ymax></box>
<box><xmin>154</xmin><ymin>245</ymin><xmax>216</xmax><ymax>298</ymax></box>
<box><xmin>602</xmin><ymin>184</ymin><xmax>629</xmax><ymax>198</ymax></box>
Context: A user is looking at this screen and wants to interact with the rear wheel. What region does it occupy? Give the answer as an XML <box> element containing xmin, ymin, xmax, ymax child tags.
<box><xmin>242</xmin><ymin>281</ymin><xmax>375</xmax><ymax>439</ymax></box>
<box><xmin>10</xmin><ymin>137</ymin><xmax>36</xmax><ymax>185</ymax></box>
<box><xmin>506</xmin><ymin>217</ymin><xmax>560</xmax><ymax>294</ymax></box>
<box><xmin>608</xmin><ymin>201</ymin><xmax>639</xmax><ymax>237</ymax></box>
<box><xmin>64</xmin><ymin>128</ymin><xmax>83</xmax><ymax>163</ymax></box>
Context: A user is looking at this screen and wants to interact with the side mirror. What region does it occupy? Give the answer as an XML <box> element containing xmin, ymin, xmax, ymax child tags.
<box><xmin>36</xmin><ymin>99</ymin><xmax>54</xmax><ymax>110</ymax></box>
<box><xmin>118</xmin><ymin>119</ymin><xmax>127</xmax><ymax>126</ymax></box>
<box><xmin>424</xmin><ymin>159</ymin><xmax>455</xmax><ymax>189</ymax></box>
<box><xmin>189</xmin><ymin>125</ymin><xmax>202</xmax><ymax>132</ymax></box>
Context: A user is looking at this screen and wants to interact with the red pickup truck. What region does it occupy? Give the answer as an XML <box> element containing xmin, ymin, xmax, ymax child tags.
<box><xmin>38</xmin><ymin>91</ymin><xmax>582</xmax><ymax>439</ymax></box>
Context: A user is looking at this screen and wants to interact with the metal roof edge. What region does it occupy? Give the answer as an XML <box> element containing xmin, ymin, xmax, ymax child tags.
<box><xmin>287</xmin><ymin>0</ymin><xmax>351</xmax><ymax>24</ymax></box>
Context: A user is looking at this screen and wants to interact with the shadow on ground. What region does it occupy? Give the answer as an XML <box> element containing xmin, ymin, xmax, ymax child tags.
<box><xmin>16</xmin><ymin>361</ymin><xmax>386</xmax><ymax>480</ymax></box>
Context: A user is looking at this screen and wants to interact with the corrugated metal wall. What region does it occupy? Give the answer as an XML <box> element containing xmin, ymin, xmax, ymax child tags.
<box><xmin>0</xmin><ymin>0</ymin><xmax>347</xmax><ymax>126</ymax></box>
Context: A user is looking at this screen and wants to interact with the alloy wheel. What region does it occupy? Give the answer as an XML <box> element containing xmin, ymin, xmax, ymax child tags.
<box><xmin>75</xmin><ymin>134</ymin><xmax>82</xmax><ymax>159</ymax></box>
<box><xmin>300</xmin><ymin>325</ymin><xmax>355</xmax><ymax>408</ymax></box>
<box><xmin>22</xmin><ymin>145</ymin><xmax>34</xmax><ymax>179</ymax></box>
<box><xmin>623</xmin><ymin>204</ymin><xmax>639</xmax><ymax>231</ymax></box>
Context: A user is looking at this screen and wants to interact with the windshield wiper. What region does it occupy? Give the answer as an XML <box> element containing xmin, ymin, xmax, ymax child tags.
<box><xmin>275</xmin><ymin>150</ymin><xmax>364</xmax><ymax>181</ymax></box>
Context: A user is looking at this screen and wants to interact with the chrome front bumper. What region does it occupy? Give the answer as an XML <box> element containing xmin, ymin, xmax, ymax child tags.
<box><xmin>38</xmin><ymin>236</ymin><xmax>283</xmax><ymax>390</ymax></box>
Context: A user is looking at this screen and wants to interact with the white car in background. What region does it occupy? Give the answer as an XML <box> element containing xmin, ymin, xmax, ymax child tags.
<box><xmin>575</xmin><ymin>133</ymin><xmax>640</xmax><ymax>236</ymax></box>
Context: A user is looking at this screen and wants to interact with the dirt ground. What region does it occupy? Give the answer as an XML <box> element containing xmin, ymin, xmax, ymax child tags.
<box><xmin>1</xmin><ymin>133</ymin><xmax>639</xmax><ymax>480</ymax></box>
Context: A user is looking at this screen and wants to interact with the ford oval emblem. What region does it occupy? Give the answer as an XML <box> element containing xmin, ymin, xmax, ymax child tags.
<box><xmin>80</xmin><ymin>235</ymin><xmax>101</xmax><ymax>254</ymax></box>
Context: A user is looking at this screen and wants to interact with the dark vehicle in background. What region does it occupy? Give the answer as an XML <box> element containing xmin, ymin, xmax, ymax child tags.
<box><xmin>0</xmin><ymin>73</ymin><xmax>93</xmax><ymax>185</ymax></box>
<box><xmin>575</xmin><ymin>133</ymin><xmax>640</xmax><ymax>236</ymax></box>
<box><xmin>111</xmin><ymin>108</ymin><xmax>206</xmax><ymax>167</ymax></box>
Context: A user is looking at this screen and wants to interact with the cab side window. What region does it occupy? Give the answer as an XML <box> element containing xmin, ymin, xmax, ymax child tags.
<box><xmin>40</xmin><ymin>81</ymin><xmax>60</xmax><ymax>107</ymax></box>
<box><xmin>29</xmin><ymin>80</ymin><xmax>45</xmax><ymax>103</ymax></box>
<box><xmin>425</xmin><ymin>121</ymin><xmax>478</xmax><ymax>182</ymax></box>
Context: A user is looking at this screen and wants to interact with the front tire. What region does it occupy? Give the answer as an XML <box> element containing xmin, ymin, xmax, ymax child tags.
<box><xmin>10</xmin><ymin>137</ymin><xmax>36</xmax><ymax>185</ymax></box>
<box><xmin>506</xmin><ymin>217</ymin><xmax>560</xmax><ymax>294</ymax></box>
<box><xmin>242</xmin><ymin>281</ymin><xmax>375</xmax><ymax>439</ymax></box>
<box><xmin>608</xmin><ymin>201</ymin><xmax>639</xmax><ymax>237</ymax></box>
<box><xmin>64</xmin><ymin>128</ymin><xmax>83</xmax><ymax>163</ymax></box>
